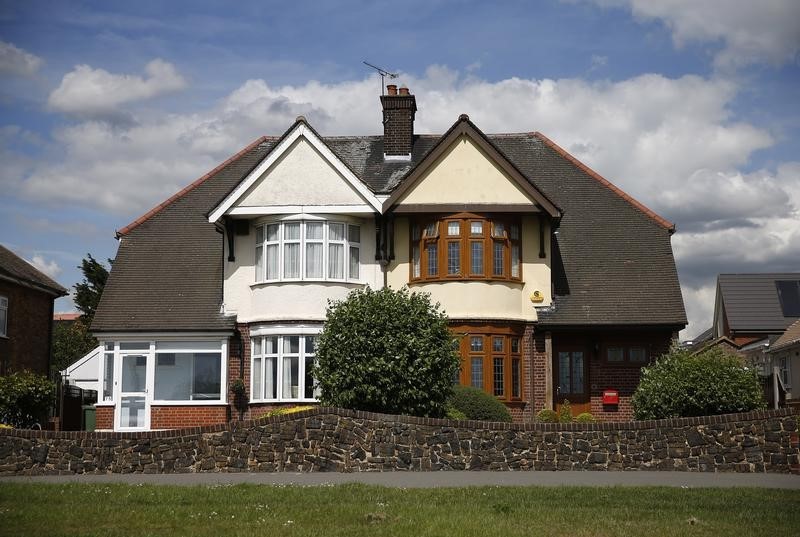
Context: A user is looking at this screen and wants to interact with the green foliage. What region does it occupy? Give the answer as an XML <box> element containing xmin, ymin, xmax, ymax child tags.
<box><xmin>447</xmin><ymin>385</ymin><xmax>513</xmax><ymax>422</ymax></box>
<box><xmin>632</xmin><ymin>344</ymin><xmax>765</xmax><ymax>420</ymax></box>
<box><xmin>446</xmin><ymin>405</ymin><xmax>467</xmax><ymax>421</ymax></box>
<box><xmin>314</xmin><ymin>287</ymin><xmax>460</xmax><ymax>418</ymax></box>
<box><xmin>52</xmin><ymin>319</ymin><xmax>96</xmax><ymax>374</ymax></box>
<box><xmin>558</xmin><ymin>400</ymin><xmax>573</xmax><ymax>423</ymax></box>
<box><xmin>73</xmin><ymin>254</ymin><xmax>110</xmax><ymax>322</ymax></box>
<box><xmin>0</xmin><ymin>371</ymin><xmax>56</xmax><ymax>428</ymax></box>
<box><xmin>575</xmin><ymin>412</ymin><xmax>596</xmax><ymax>423</ymax></box>
<box><xmin>535</xmin><ymin>409</ymin><xmax>558</xmax><ymax>423</ymax></box>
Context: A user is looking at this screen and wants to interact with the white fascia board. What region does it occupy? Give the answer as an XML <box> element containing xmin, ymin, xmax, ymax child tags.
<box><xmin>208</xmin><ymin>124</ymin><xmax>381</xmax><ymax>222</ymax></box>
<box><xmin>94</xmin><ymin>332</ymin><xmax>233</xmax><ymax>340</ymax></box>
<box><xmin>228</xmin><ymin>205</ymin><xmax>375</xmax><ymax>216</ymax></box>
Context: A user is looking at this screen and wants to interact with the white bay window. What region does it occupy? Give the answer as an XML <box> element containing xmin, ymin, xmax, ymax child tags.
<box><xmin>251</xmin><ymin>334</ymin><xmax>318</xmax><ymax>401</ymax></box>
<box><xmin>255</xmin><ymin>220</ymin><xmax>360</xmax><ymax>283</ymax></box>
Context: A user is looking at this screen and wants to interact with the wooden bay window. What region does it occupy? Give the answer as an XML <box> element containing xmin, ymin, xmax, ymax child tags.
<box><xmin>454</xmin><ymin>324</ymin><xmax>524</xmax><ymax>402</ymax></box>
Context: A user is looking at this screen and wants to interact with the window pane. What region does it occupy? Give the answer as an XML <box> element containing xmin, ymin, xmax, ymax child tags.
<box><xmin>349</xmin><ymin>246</ymin><xmax>360</xmax><ymax>279</ymax></box>
<box><xmin>193</xmin><ymin>353</ymin><xmax>221</xmax><ymax>399</ymax></box>
<box><xmin>558</xmin><ymin>352</ymin><xmax>571</xmax><ymax>395</ymax></box>
<box><xmin>155</xmin><ymin>353</ymin><xmax>190</xmax><ymax>400</ymax></box>
<box><xmin>470</xmin><ymin>336</ymin><xmax>483</xmax><ymax>352</ymax></box>
<box><xmin>328</xmin><ymin>243</ymin><xmax>344</xmax><ymax>279</ymax></box>
<box><xmin>471</xmin><ymin>357</ymin><xmax>483</xmax><ymax>389</ymax></box>
<box><xmin>493</xmin><ymin>242</ymin><xmax>504</xmax><ymax>275</ymax></box>
<box><xmin>511</xmin><ymin>244</ymin><xmax>520</xmax><ymax>278</ymax></box>
<box><xmin>283</xmin><ymin>356</ymin><xmax>299</xmax><ymax>399</ymax></box>
<box><xmin>329</xmin><ymin>223</ymin><xmax>345</xmax><ymax>241</ymax></box>
<box><xmin>104</xmin><ymin>342</ymin><xmax>114</xmax><ymax>351</ymax></box>
<box><xmin>120</xmin><ymin>396</ymin><xmax>145</xmax><ymax>428</ymax></box>
<box><xmin>264</xmin><ymin>336</ymin><xmax>278</xmax><ymax>354</ymax></box>
<box><xmin>470</xmin><ymin>242</ymin><xmax>483</xmax><ymax>274</ymax></box>
<box><xmin>510</xmin><ymin>224</ymin><xmax>520</xmax><ymax>240</ymax></box>
<box><xmin>447</xmin><ymin>221</ymin><xmax>460</xmax><ymax>236</ymax></box>
<box><xmin>255</xmin><ymin>245</ymin><xmax>263</xmax><ymax>280</ymax></box>
<box><xmin>607</xmin><ymin>347</ymin><xmax>624</xmax><ymax>362</ymax></box>
<box><xmin>284</xmin><ymin>243</ymin><xmax>300</xmax><ymax>278</ymax></box>
<box><xmin>305</xmin><ymin>243</ymin><xmax>324</xmax><ymax>278</ymax></box>
<box><xmin>512</xmin><ymin>358</ymin><xmax>521</xmax><ymax>398</ymax></box>
<box><xmin>493</xmin><ymin>337</ymin><xmax>503</xmax><ymax>352</ymax></box>
<box><xmin>103</xmin><ymin>353</ymin><xmax>114</xmax><ymax>401</ymax></box>
<box><xmin>492</xmin><ymin>222</ymin><xmax>505</xmax><ymax>238</ymax></box>
<box><xmin>304</xmin><ymin>336</ymin><xmax>316</xmax><ymax>354</ymax></box>
<box><xmin>447</xmin><ymin>242</ymin><xmax>460</xmax><ymax>275</ymax></box>
<box><xmin>412</xmin><ymin>245</ymin><xmax>421</xmax><ymax>278</ymax></box>
<box><xmin>306</xmin><ymin>222</ymin><xmax>323</xmax><ymax>240</ymax></box>
<box><xmin>424</xmin><ymin>222</ymin><xmax>437</xmax><ymax>238</ymax></box>
<box><xmin>470</xmin><ymin>221</ymin><xmax>483</xmax><ymax>235</ymax></box>
<box><xmin>511</xmin><ymin>338</ymin><xmax>520</xmax><ymax>353</ymax></box>
<box><xmin>120</xmin><ymin>342</ymin><xmax>149</xmax><ymax>350</ymax></box>
<box><xmin>304</xmin><ymin>355</ymin><xmax>315</xmax><ymax>399</ymax></box>
<box><xmin>630</xmin><ymin>347</ymin><xmax>647</xmax><ymax>362</ymax></box>
<box><xmin>266</xmin><ymin>244</ymin><xmax>279</xmax><ymax>279</ymax></box>
<box><xmin>427</xmin><ymin>243</ymin><xmax>438</xmax><ymax>276</ymax></box>
<box><xmin>572</xmin><ymin>352</ymin><xmax>584</xmax><ymax>393</ymax></box>
<box><xmin>256</xmin><ymin>226</ymin><xmax>264</xmax><ymax>244</ymax></box>
<box><xmin>412</xmin><ymin>223</ymin><xmax>421</xmax><ymax>240</ymax></box>
<box><xmin>266</xmin><ymin>224</ymin><xmax>279</xmax><ymax>241</ymax></box>
<box><xmin>265</xmin><ymin>356</ymin><xmax>277</xmax><ymax>399</ymax></box>
<box><xmin>284</xmin><ymin>222</ymin><xmax>301</xmax><ymax>240</ymax></box>
<box><xmin>348</xmin><ymin>225</ymin><xmax>360</xmax><ymax>243</ymax></box>
<box><xmin>252</xmin><ymin>357</ymin><xmax>262</xmax><ymax>400</ymax></box>
<box><xmin>121</xmin><ymin>354</ymin><xmax>146</xmax><ymax>392</ymax></box>
<box><xmin>284</xmin><ymin>336</ymin><xmax>300</xmax><ymax>354</ymax></box>
<box><xmin>253</xmin><ymin>337</ymin><xmax>262</xmax><ymax>355</ymax></box>
<box><xmin>493</xmin><ymin>358</ymin><xmax>504</xmax><ymax>396</ymax></box>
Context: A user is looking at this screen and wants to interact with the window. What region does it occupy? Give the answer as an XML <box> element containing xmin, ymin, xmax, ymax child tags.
<box><xmin>458</xmin><ymin>329</ymin><xmax>523</xmax><ymax>401</ymax></box>
<box><xmin>153</xmin><ymin>341</ymin><xmax>223</xmax><ymax>401</ymax></box>
<box><xmin>410</xmin><ymin>215</ymin><xmax>521</xmax><ymax>282</ymax></box>
<box><xmin>103</xmin><ymin>342</ymin><xmax>114</xmax><ymax>401</ymax></box>
<box><xmin>0</xmin><ymin>296</ymin><xmax>6</xmax><ymax>337</ymax></box>
<box><xmin>251</xmin><ymin>334</ymin><xmax>318</xmax><ymax>401</ymax></box>
<box><xmin>605</xmin><ymin>345</ymin><xmax>649</xmax><ymax>365</ymax></box>
<box><xmin>255</xmin><ymin>220</ymin><xmax>360</xmax><ymax>282</ymax></box>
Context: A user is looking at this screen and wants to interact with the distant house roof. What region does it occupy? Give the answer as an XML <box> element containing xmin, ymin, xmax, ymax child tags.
<box><xmin>54</xmin><ymin>313</ymin><xmax>81</xmax><ymax>322</ymax></box>
<box><xmin>0</xmin><ymin>244</ymin><xmax>67</xmax><ymax>297</ymax></box>
<box><xmin>717</xmin><ymin>273</ymin><xmax>800</xmax><ymax>334</ymax></box>
<box><xmin>93</xmin><ymin>121</ymin><xmax>686</xmax><ymax>332</ymax></box>
<box><xmin>771</xmin><ymin>319</ymin><xmax>800</xmax><ymax>352</ymax></box>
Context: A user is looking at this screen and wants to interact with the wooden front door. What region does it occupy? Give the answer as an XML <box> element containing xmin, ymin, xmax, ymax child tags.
<box><xmin>554</xmin><ymin>349</ymin><xmax>590</xmax><ymax>416</ymax></box>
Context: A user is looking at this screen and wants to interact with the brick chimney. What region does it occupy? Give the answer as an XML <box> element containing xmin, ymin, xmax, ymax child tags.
<box><xmin>380</xmin><ymin>85</ymin><xmax>417</xmax><ymax>159</ymax></box>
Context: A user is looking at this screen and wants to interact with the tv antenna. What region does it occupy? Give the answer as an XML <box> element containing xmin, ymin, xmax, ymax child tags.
<box><xmin>363</xmin><ymin>61</ymin><xmax>398</xmax><ymax>95</ymax></box>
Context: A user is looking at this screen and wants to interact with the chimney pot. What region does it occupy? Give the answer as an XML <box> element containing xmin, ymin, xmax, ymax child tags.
<box><xmin>386</xmin><ymin>84</ymin><xmax>398</xmax><ymax>95</ymax></box>
<box><xmin>398</xmin><ymin>86</ymin><xmax>409</xmax><ymax>95</ymax></box>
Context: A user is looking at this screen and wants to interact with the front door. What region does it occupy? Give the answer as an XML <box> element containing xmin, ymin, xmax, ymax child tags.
<box><xmin>555</xmin><ymin>349</ymin><xmax>590</xmax><ymax>416</ymax></box>
<box><xmin>116</xmin><ymin>353</ymin><xmax>150</xmax><ymax>430</ymax></box>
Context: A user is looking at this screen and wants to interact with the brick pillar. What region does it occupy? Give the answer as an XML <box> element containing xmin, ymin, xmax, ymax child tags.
<box><xmin>529</xmin><ymin>328</ymin><xmax>548</xmax><ymax>417</ymax></box>
<box><xmin>228</xmin><ymin>324</ymin><xmax>251</xmax><ymax>421</ymax></box>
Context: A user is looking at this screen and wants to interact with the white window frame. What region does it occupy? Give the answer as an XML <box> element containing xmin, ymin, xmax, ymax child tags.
<box><xmin>250</xmin><ymin>325</ymin><xmax>321</xmax><ymax>403</ymax></box>
<box><xmin>0</xmin><ymin>295</ymin><xmax>7</xmax><ymax>337</ymax></box>
<box><xmin>255</xmin><ymin>218</ymin><xmax>361</xmax><ymax>284</ymax></box>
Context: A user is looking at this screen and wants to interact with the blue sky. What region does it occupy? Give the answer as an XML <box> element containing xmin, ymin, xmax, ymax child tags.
<box><xmin>1</xmin><ymin>0</ymin><xmax>799</xmax><ymax>338</ymax></box>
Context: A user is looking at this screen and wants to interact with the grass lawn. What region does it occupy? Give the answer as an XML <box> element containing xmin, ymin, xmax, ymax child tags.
<box><xmin>2</xmin><ymin>482</ymin><xmax>799</xmax><ymax>537</ymax></box>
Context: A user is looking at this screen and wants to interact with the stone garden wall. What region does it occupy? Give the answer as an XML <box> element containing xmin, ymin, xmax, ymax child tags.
<box><xmin>0</xmin><ymin>408</ymin><xmax>798</xmax><ymax>475</ymax></box>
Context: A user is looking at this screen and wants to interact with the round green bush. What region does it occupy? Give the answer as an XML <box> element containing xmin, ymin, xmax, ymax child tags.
<box><xmin>446</xmin><ymin>406</ymin><xmax>467</xmax><ymax>421</ymax></box>
<box><xmin>575</xmin><ymin>412</ymin><xmax>596</xmax><ymax>423</ymax></box>
<box><xmin>0</xmin><ymin>370</ymin><xmax>55</xmax><ymax>428</ymax></box>
<box><xmin>447</xmin><ymin>385</ymin><xmax>512</xmax><ymax>422</ymax></box>
<box><xmin>314</xmin><ymin>287</ymin><xmax>460</xmax><ymax>418</ymax></box>
<box><xmin>535</xmin><ymin>409</ymin><xmax>558</xmax><ymax>423</ymax></box>
<box><xmin>631</xmin><ymin>344</ymin><xmax>765</xmax><ymax>420</ymax></box>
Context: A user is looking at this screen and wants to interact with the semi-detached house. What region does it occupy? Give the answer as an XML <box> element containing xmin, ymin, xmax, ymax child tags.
<box><xmin>91</xmin><ymin>85</ymin><xmax>686</xmax><ymax>431</ymax></box>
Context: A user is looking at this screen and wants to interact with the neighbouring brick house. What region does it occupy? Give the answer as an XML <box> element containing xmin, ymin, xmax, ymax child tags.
<box><xmin>0</xmin><ymin>245</ymin><xmax>67</xmax><ymax>376</ymax></box>
<box><xmin>90</xmin><ymin>86</ymin><xmax>686</xmax><ymax>431</ymax></box>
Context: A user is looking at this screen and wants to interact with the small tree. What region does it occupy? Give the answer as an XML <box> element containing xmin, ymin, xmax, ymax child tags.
<box><xmin>73</xmin><ymin>253</ymin><xmax>110</xmax><ymax>323</ymax></box>
<box><xmin>314</xmin><ymin>287</ymin><xmax>459</xmax><ymax>418</ymax></box>
<box><xmin>631</xmin><ymin>344</ymin><xmax>765</xmax><ymax>420</ymax></box>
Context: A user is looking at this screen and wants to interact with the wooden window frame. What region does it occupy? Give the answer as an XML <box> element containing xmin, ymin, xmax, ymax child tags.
<box><xmin>454</xmin><ymin>325</ymin><xmax>523</xmax><ymax>403</ymax></box>
<box><xmin>409</xmin><ymin>213</ymin><xmax>522</xmax><ymax>283</ymax></box>
<box><xmin>602</xmin><ymin>343</ymin><xmax>651</xmax><ymax>366</ymax></box>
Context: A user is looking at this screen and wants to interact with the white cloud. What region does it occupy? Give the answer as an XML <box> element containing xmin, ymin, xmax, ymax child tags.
<box><xmin>29</xmin><ymin>255</ymin><xmax>62</xmax><ymax>279</ymax></box>
<box><xmin>7</xmin><ymin>67</ymin><xmax>799</xmax><ymax>338</ymax></box>
<box><xmin>588</xmin><ymin>0</ymin><xmax>800</xmax><ymax>69</ymax></box>
<box><xmin>47</xmin><ymin>59</ymin><xmax>186</xmax><ymax>118</ymax></box>
<box><xmin>0</xmin><ymin>41</ymin><xmax>43</xmax><ymax>77</ymax></box>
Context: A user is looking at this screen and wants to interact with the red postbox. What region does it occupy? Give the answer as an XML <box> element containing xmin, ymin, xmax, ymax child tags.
<box><xmin>602</xmin><ymin>389</ymin><xmax>619</xmax><ymax>405</ymax></box>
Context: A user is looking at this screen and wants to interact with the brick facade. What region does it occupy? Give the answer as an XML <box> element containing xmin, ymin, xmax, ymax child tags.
<box><xmin>95</xmin><ymin>406</ymin><xmax>113</xmax><ymax>430</ymax></box>
<box><xmin>0</xmin><ymin>280</ymin><xmax>55</xmax><ymax>376</ymax></box>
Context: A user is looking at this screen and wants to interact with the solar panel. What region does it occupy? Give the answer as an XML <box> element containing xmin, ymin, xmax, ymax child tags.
<box><xmin>775</xmin><ymin>280</ymin><xmax>800</xmax><ymax>317</ymax></box>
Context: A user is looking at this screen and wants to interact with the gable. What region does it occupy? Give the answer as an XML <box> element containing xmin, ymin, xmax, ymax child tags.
<box><xmin>394</xmin><ymin>134</ymin><xmax>537</xmax><ymax>207</ymax></box>
<box><xmin>236</xmin><ymin>136</ymin><xmax>368</xmax><ymax>208</ymax></box>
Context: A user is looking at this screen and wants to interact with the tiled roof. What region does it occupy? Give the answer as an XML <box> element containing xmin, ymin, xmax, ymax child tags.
<box><xmin>0</xmin><ymin>244</ymin><xmax>67</xmax><ymax>297</ymax></box>
<box><xmin>772</xmin><ymin>319</ymin><xmax>800</xmax><ymax>351</ymax></box>
<box><xmin>718</xmin><ymin>273</ymin><xmax>800</xmax><ymax>333</ymax></box>
<box><xmin>93</xmin><ymin>122</ymin><xmax>686</xmax><ymax>332</ymax></box>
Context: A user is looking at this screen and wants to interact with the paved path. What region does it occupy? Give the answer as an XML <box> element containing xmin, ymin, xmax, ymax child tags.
<box><xmin>3</xmin><ymin>472</ymin><xmax>799</xmax><ymax>489</ymax></box>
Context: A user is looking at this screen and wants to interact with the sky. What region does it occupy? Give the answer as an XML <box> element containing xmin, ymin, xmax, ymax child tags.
<box><xmin>1</xmin><ymin>0</ymin><xmax>798</xmax><ymax>339</ymax></box>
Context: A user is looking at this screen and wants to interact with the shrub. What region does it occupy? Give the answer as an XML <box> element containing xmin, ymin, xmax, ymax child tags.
<box><xmin>575</xmin><ymin>412</ymin><xmax>596</xmax><ymax>423</ymax></box>
<box><xmin>446</xmin><ymin>405</ymin><xmax>467</xmax><ymax>421</ymax></box>
<box><xmin>447</xmin><ymin>385</ymin><xmax>512</xmax><ymax>422</ymax></box>
<box><xmin>0</xmin><ymin>371</ymin><xmax>56</xmax><ymax>428</ymax></box>
<box><xmin>632</xmin><ymin>344</ymin><xmax>765</xmax><ymax>420</ymax></box>
<box><xmin>535</xmin><ymin>409</ymin><xmax>558</xmax><ymax>423</ymax></box>
<box><xmin>314</xmin><ymin>287</ymin><xmax>460</xmax><ymax>418</ymax></box>
<box><xmin>558</xmin><ymin>400</ymin><xmax>573</xmax><ymax>423</ymax></box>
<box><xmin>257</xmin><ymin>405</ymin><xmax>316</xmax><ymax>419</ymax></box>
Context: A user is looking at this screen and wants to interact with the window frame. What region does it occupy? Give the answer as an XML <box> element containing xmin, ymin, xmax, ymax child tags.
<box><xmin>410</xmin><ymin>214</ymin><xmax>522</xmax><ymax>283</ymax></box>
<box><xmin>250</xmin><ymin>333</ymin><xmax>320</xmax><ymax>403</ymax></box>
<box><xmin>254</xmin><ymin>219</ymin><xmax>361</xmax><ymax>284</ymax></box>
<box><xmin>0</xmin><ymin>295</ymin><xmax>7</xmax><ymax>338</ymax></box>
<box><xmin>455</xmin><ymin>326</ymin><xmax>524</xmax><ymax>403</ymax></box>
<box><xmin>602</xmin><ymin>344</ymin><xmax>650</xmax><ymax>366</ymax></box>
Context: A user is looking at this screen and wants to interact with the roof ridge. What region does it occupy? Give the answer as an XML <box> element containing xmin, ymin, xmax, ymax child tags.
<box><xmin>116</xmin><ymin>135</ymin><xmax>272</xmax><ymax>237</ymax></box>
<box><xmin>532</xmin><ymin>131</ymin><xmax>676</xmax><ymax>232</ymax></box>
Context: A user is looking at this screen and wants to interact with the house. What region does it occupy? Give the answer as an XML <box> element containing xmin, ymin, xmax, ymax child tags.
<box><xmin>0</xmin><ymin>244</ymin><xmax>68</xmax><ymax>376</ymax></box>
<box><xmin>768</xmin><ymin>319</ymin><xmax>800</xmax><ymax>401</ymax></box>
<box><xmin>90</xmin><ymin>85</ymin><xmax>686</xmax><ymax>431</ymax></box>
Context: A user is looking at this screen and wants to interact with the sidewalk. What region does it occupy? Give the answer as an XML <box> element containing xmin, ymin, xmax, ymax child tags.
<box><xmin>4</xmin><ymin>471</ymin><xmax>799</xmax><ymax>489</ymax></box>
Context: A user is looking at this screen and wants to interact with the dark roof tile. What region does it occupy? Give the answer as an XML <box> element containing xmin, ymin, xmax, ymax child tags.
<box><xmin>0</xmin><ymin>244</ymin><xmax>67</xmax><ymax>296</ymax></box>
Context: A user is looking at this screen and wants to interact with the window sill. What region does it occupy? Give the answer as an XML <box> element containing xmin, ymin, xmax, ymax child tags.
<box><xmin>251</xmin><ymin>398</ymin><xmax>319</xmax><ymax>404</ymax></box>
<box><xmin>409</xmin><ymin>278</ymin><xmax>523</xmax><ymax>286</ymax></box>
<box><xmin>251</xmin><ymin>280</ymin><xmax>364</xmax><ymax>289</ymax></box>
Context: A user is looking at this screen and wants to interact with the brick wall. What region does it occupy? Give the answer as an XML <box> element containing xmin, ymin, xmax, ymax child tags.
<box><xmin>95</xmin><ymin>406</ymin><xmax>113</xmax><ymax>430</ymax></box>
<box><xmin>529</xmin><ymin>328</ymin><xmax>547</xmax><ymax>416</ymax></box>
<box><xmin>0</xmin><ymin>280</ymin><xmax>54</xmax><ymax>376</ymax></box>
<box><xmin>150</xmin><ymin>406</ymin><xmax>229</xmax><ymax>429</ymax></box>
